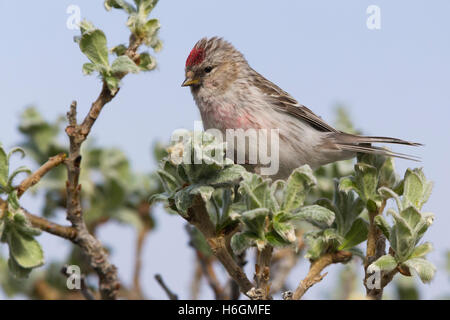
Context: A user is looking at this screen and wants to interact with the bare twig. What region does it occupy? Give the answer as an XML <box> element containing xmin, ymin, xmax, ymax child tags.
<box><xmin>270</xmin><ymin>234</ymin><xmax>305</xmax><ymax>294</ymax></box>
<box><xmin>228</xmin><ymin>252</ymin><xmax>246</xmax><ymax>300</ymax></box>
<box><xmin>155</xmin><ymin>274</ymin><xmax>178</xmax><ymax>300</ymax></box>
<box><xmin>17</xmin><ymin>153</ymin><xmax>66</xmax><ymax>198</ymax></box>
<box><xmin>190</xmin><ymin>260</ymin><xmax>203</xmax><ymax>299</ymax></box>
<box><xmin>364</xmin><ymin>200</ymin><xmax>388</xmax><ymax>299</ymax></box>
<box><xmin>186</xmin><ymin>224</ymin><xmax>227</xmax><ymax>299</ymax></box>
<box><xmin>291</xmin><ymin>251</ymin><xmax>352</xmax><ymax>300</ymax></box>
<box><xmin>24</xmin><ymin>210</ymin><xmax>77</xmax><ymax>240</ymax></box>
<box><xmin>254</xmin><ymin>245</ymin><xmax>273</xmax><ymax>299</ymax></box>
<box><xmin>133</xmin><ymin>202</ymin><xmax>152</xmax><ymax>299</ymax></box>
<box><xmin>184</xmin><ymin>196</ymin><xmax>254</xmax><ymax>297</ymax></box>
<box><xmin>196</xmin><ymin>250</ymin><xmax>227</xmax><ymax>300</ymax></box>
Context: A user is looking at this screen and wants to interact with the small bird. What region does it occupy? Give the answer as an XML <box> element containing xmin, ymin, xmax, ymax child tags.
<box><xmin>182</xmin><ymin>37</ymin><xmax>421</xmax><ymax>179</ymax></box>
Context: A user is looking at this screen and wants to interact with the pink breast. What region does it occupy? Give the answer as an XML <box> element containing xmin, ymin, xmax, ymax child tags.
<box><xmin>202</xmin><ymin>104</ymin><xmax>260</xmax><ymax>131</ymax></box>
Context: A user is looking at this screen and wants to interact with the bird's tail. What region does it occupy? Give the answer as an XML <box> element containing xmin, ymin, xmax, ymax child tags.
<box><xmin>333</xmin><ymin>133</ymin><xmax>422</xmax><ymax>161</ymax></box>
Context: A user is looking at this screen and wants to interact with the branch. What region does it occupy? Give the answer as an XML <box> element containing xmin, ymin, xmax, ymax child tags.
<box><xmin>133</xmin><ymin>202</ymin><xmax>152</xmax><ymax>299</ymax></box>
<box><xmin>78</xmin><ymin>35</ymin><xmax>142</xmax><ymax>141</ymax></box>
<box><xmin>62</xmin><ymin>35</ymin><xmax>145</xmax><ymax>300</ymax></box>
<box><xmin>291</xmin><ymin>250</ymin><xmax>352</xmax><ymax>300</ymax></box>
<box><xmin>65</xmin><ymin>101</ymin><xmax>120</xmax><ymax>300</ymax></box>
<box><xmin>254</xmin><ymin>245</ymin><xmax>273</xmax><ymax>299</ymax></box>
<box><xmin>190</xmin><ymin>260</ymin><xmax>203</xmax><ymax>299</ymax></box>
<box><xmin>184</xmin><ymin>196</ymin><xmax>254</xmax><ymax>297</ymax></box>
<box><xmin>196</xmin><ymin>250</ymin><xmax>226</xmax><ymax>300</ymax></box>
<box><xmin>17</xmin><ymin>153</ymin><xmax>66</xmax><ymax>198</ymax></box>
<box><xmin>270</xmin><ymin>233</ymin><xmax>305</xmax><ymax>294</ymax></box>
<box><xmin>0</xmin><ymin>198</ymin><xmax>77</xmax><ymax>240</ymax></box>
<box><xmin>24</xmin><ymin>210</ymin><xmax>77</xmax><ymax>240</ymax></box>
<box><xmin>364</xmin><ymin>200</ymin><xmax>387</xmax><ymax>299</ymax></box>
<box><xmin>155</xmin><ymin>274</ymin><xmax>178</xmax><ymax>300</ymax></box>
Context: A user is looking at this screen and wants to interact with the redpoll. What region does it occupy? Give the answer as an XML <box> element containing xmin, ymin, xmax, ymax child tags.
<box><xmin>182</xmin><ymin>37</ymin><xmax>420</xmax><ymax>179</ymax></box>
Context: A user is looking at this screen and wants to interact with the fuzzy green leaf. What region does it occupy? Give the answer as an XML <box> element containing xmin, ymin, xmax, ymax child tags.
<box><xmin>205</xmin><ymin>165</ymin><xmax>245</xmax><ymax>186</ymax></box>
<box><xmin>138</xmin><ymin>52</ymin><xmax>156</xmax><ymax>71</ymax></box>
<box><xmin>291</xmin><ymin>205</ymin><xmax>335</xmax><ymax>229</ymax></box>
<box><xmin>241</xmin><ymin>208</ymin><xmax>269</xmax><ymax>236</ymax></box>
<box><xmin>374</xmin><ymin>215</ymin><xmax>391</xmax><ymax>239</ymax></box>
<box><xmin>403</xmin><ymin>168</ymin><xmax>433</xmax><ymax>210</ymax></box>
<box><xmin>272</xmin><ymin>220</ymin><xmax>296</xmax><ymax>243</ymax></box>
<box><xmin>7</xmin><ymin>166</ymin><xmax>31</xmax><ymax>188</ymax></box>
<box><xmin>409</xmin><ymin>242</ymin><xmax>433</xmax><ymax>259</ymax></box>
<box><xmin>338</xmin><ymin>218</ymin><xmax>368</xmax><ymax>250</ymax></box>
<box><xmin>7</xmin><ymin>228</ymin><xmax>44</xmax><ymax>269</ymax></box>
<box><xmin>190</xmin><ymin>185</ymin><xmax>214</xmax><ymax>203</ymax></box>
<box><xmin>402</xmin><ymin>258</ymin><xmax>436</xmax><ymax>283</ymax></box>
<box><xmin>282</xmin><ymin>165</ymin><xmax>316</xmax><ymax>212</ymax></box>
<box><xmin>8</xmin><ymin>256</ymin><xmax>32</xmax><ymax>279</ymax></box>
<box><xmin>79</xmin><ymin>29</ymin><xmax>109</xmax><ymax>67</ymax></box>
<box><xmin>230</xmin><ymin>231</ymin><xmax>256</xmax><ymax>254</ymax></box>
<box><xmin>82</xmin><ymin>62</ymin><xmax>97</xmax><ymax>75</ymax></box>
<box><xmin>111</xmin><ymin>44</ymin><xmax>127</xmax><ymax>56</ymax></box>
<box><xmin>353</xmin><ymin>163</ymin><xmax>380</xmax><ymax>208</ymax></box>
<box><xmin>111</xmin><ymin>55</ymin><xmax>140</xmax><ymax>74</ymax></box>
<box><xmin>104</xmin><ymin>75</ymin><xmax>120</xmax><ymax>94</ymax></box>
<box><xmin>367</xmin><ymin>254</ymin><xmax>398</xmax><ymax>273</ymax></box>
<box><xmin>0</xmin><ymin>144</ymin><xmax>8</xmax><ymax>187</ymax></box>
<box><xmin>104</xmin><ymin>0</ymin><xmax>136</xmax><ymax>13</ymax></box>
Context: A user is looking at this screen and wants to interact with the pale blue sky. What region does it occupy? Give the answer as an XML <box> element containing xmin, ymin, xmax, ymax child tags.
<box><xmin>0</xmin><ymin>0</ymin><xmax>449</xmax><ymax>299</ymax></box>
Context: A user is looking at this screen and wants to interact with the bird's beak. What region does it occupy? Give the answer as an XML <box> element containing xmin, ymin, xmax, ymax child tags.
<box><xmin>181</xmin><ymin>77</ymin><xmax>200</xmax><ymax>87</ymax></box>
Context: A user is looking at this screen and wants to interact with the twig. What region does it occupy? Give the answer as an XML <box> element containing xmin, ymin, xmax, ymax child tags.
<box><xmin>186</xmin><ymin>224</ymin><xmax>227</xmax><ymax>299</ymax></box>
<box><xmin>254</xmin><ymin>245</ymin><xmax>273</xmax><ymax>299</ymax></box>
<box><xmin>291</xmin><ymin>251</ymin><xmax>352</xmax><ymax>300</ymax></box>
<box><xmin>184</xmin><ymin>196</ymin><xmax>254</xmax><ymax>297</ymax></box>
<box><xmin>133</xmin><ymin>227</ymin><xmax>148</xmax><ymax>299</ymax></box>
<box><xmin>0</xmin><ymin>198</ymin><xmax>77</xmax><ymax>240</ymax></box>
<box><xmin>196</xmin><ymin>250</ymin><xmax>227</xmax><ymax>300</ymax></box>
<box><xmin>17</xmin><ymin>153</ymin><xmax>66</xmax><ymax>198</ymax></box>
<box><xmin>228</xmin><ymin>252</ymin><xmax>246</xmax><ymax>300</ymax></box>
<box><xmin>364</xmin><ymin>200</ymin><xmax>387</xmax><ymax>299</ymax></box>
<box><xmin>62</xmin><ymin>34</ymin><xmax>144</xmax><ymax>300</ymax></box>
<box><xmin>133</xmin><ymin>202</ymin><xmax>152</xmax><ymax>299</ymax></box>
<box><xmin>132</xmin><ymin>202</ymin><xmax>153</xmax><ymax>299</ymax></box>
<box><xmin>0</xmin><ymin>200</ymin><xmax>7</xmax><ymax>220</ymax></box>
<box><xmin>270</xmin><ymin>233</ymin><xmax>305</xmax><ymax>294</ymax></box>
<box><xmin>190</xmin><ymin>260</ymin><xmax>203</xmax><ymax>299</ymax></box>
<box><xmin>24</xmin><ymin>210</ymin><xmax>77</xmax><ymax>240</ymax></box>
<box><xmin>231</xmin><ymin>252</ymin><xmax>247</xmax><ymax>299</ymax></box>
<box><xmin>155</xmin><ymin>274</ymin><xmax>178</xmax><ymax>300</ymax></box>
<box><xmin>65</xmin><ymin>101</ymin><xmax>120</xmax><ymax>300</ymax></box>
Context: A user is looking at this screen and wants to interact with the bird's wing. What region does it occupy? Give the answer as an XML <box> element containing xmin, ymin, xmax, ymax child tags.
<box><xmin>250</xmin><ymin>70</ymin><xmax>339</xmax><ymax>133</ymax></box>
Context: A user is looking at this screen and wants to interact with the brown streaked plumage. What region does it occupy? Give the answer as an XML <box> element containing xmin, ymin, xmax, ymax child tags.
<box><xmin>182</xmin><ymin>37</ymin><xmax>421</xmax><ymax>179</ymax></box>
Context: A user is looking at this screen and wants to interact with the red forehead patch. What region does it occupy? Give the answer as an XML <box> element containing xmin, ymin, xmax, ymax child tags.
<box><xmin>186</xmin><ymin>47</ymin><xmax>205</xmax><ymax>67</ymax></box>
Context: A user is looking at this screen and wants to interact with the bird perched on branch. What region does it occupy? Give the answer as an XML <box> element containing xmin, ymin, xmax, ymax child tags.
<box><xmin>182</xmin><ymin>37</ymin><xmax>421</xmax><ymax>179</ymax></box>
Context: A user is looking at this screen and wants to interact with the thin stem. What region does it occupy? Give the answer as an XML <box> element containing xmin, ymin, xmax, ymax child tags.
<box><xmin>196</xmin><ymin>250</ymin><xmax>226</xmax><ymax>300</ymax></box>
<box><xmin>155</xmin><ymin>274</ymin><xmax>178</xmax><ymax>300</ymax></box>
<box><xmin>185</xmin><ymin>196</ymin><xmax>254</xmax><ymax>297</ymax></box>
<box><xmin>291</xmin><ymin>251</ymin><xmax>352</xmax><ymax>300</ymax></box>
<box><xmin>61</xmin><ymin>34</ymin><xmax>145</xmax><ymax>300</ymax></box>
<box><xmin>254</xmin><ymin>245</ymin><xmax>273</xmax><ymax>299</ymax></box>
<box><xmin>364</xmin><ymin>200</ymin><xmax>387</xmax><ymax>299</ymax></box>
<box><xmin>17</xmin><ymin>153</ymin><xmax>66</xmax><ymax>198</ymax></box>
<box><xmin>0</xmin><ymin>198</ymin><xmax>77</xmax><ymax>240</ymax></box>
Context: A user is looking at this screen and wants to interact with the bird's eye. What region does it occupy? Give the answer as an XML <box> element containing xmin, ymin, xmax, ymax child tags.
<box><xmin>204</xmin><ymin>66</ymin><xmax>213</xmax><ymax>73</ymax></box>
